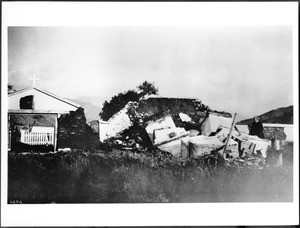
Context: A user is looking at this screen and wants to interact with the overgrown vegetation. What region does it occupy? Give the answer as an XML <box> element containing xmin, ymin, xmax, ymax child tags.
<box><xmin>8</xmin><ymin>146</ymin><xmax>293</xmax><ymax>204</ymax></box>
<box><xmin>100</xmin><ymin>81</ymin><xmax>158</xmax><ymax>121</ymax></box>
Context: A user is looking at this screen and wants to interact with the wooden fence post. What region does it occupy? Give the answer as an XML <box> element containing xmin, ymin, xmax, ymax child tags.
<box><xmin>223</xmin><ymin>113</ymin><xmax>237</xmax><ymax>156</ymax></box>
<box><xmin>54</xmin><ymin>114</ymin><xmax>58</xmax><ymax>151</ymax></box>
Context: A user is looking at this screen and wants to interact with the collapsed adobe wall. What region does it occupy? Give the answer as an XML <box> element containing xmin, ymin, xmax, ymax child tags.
<box><xmin>136</xmin><ymin>97</ymin><xmax>208</xmax><ymax>124</ymax></box>
<box><xmin>57</xmin><ymin>107</ymin><xmax>98</xmax><ymax>149</ymax></box>
<box><xmin>135</xmin><ymin>97</ymin><xmax>231</xmax><ymax>124</ymax></box>
<box><xmin>99</xmin><ymin>97</ymin><xmax>234</xmax><ymax>147</ymax></box>
<box><xmin>136</xmin><ymin>98</ymin><xmax>199</xmax><ymax>117</ymax></box>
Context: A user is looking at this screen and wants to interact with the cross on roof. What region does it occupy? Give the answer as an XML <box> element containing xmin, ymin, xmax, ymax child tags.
<box><xmin>28</xmin><ymin>74</ymin><xmax>40</xmax><ymax>87</ymax></box>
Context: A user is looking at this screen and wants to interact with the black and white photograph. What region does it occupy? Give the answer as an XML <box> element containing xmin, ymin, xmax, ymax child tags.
<box><xmin>1</xmin><ymin>2</ymin><xmax>299</xmax><ymax>227</ymax></box>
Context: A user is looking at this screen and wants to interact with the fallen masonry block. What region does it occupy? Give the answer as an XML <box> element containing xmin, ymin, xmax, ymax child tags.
<box><xmin>154</xmin><ymin>127</ymin><xmax>188</xmax><ymax>146</ymax></box>
<box><xmin>216</xmin><ymin>126</ymin><xmax>267</xmax><ymax>158</ymax></box>
<box><xmin>156</xmin><ymin>128</ymin><xmax>189</xmax><ymax>157</ymax></box>
<box><xmin>201</xmin><ymin>113</ymin><xmax>234</xmax><ymax>136</ymax></box>
<box><xmin>215</xmin><ymin>126</ymin><xmax>241</xmax><ymax>142</ymax></box>
<box><xmin>224</xmin><ymin>138</ymin><xmax>239</xmax><ymax>158</ymax></box>
<box><xmin>242</xmin><ymin>141</ymin><xmax>255</xmax><ymax>156</ymax></box>
<box><xmin>240</xmin><ymin>140</ymin><xmax>255</xmax><ymax>157</ymax></box>
<box><xmin>232</xmin><ymin>135</ymin><xmax>255</xmax><ymax>157</ymax></box>
<box><xmin>235</xmin><ymin>125</ymin><xmax>249</xmax><ymax>135</ymax></box>
<box><xmin>189</xmin><ymin>129</ymin><xmax>199</xmax><ymax>137</ymax></box>
<box><xmin>103</xmin><ymin>103</ymin><xmax>134</xmax><ymax>139</ymax></box>
<box><xmin>181</xmin><ymin>134</ymin><xmax>235</xmax><ymax>159</ymax></box>
<box><xmin>189</xmin><ymin>135</ymin><xmax>224</xmax><ymax>158</ymax></box>
<box><xmin>158</xmin><ymin>137</ymin><xmax>189</xmax><ymax>157</ymax></box>
<box><xmin>243</xmin><ymin>135</ymin><xmax>271</xmax><ymax>158</ymax></box>
<box><xmin>154</xmin><ymin>128</ymin><xmax>174</xmax><ymax>144</ymax></box>
<box><xmin>179</xmin><ymin>112</ymin><xmax>192</xmax><ymax>122</ymax></box>
<box><xmin>145</xmin><ymin>115</ymin><xmax>176</xmax><ymax>143</ymax></box>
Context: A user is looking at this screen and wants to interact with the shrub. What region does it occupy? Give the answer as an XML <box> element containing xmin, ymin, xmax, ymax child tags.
<box><xmin>8</xmin><ymin>149</ymin><xmax>293</xmax><ymax>203</ymax></box>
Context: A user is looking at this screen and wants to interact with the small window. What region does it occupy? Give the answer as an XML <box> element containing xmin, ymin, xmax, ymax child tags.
<box><xmin>20</xmin><ymin>95</ymin><xmax>34</xmax><ymax>109</ymax></box>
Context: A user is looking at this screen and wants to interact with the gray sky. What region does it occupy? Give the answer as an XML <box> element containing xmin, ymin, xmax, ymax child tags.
<box><xmin>8</xmin><ymin>26</ymin><xmax>293</xmax><ymax>120</ymax></box>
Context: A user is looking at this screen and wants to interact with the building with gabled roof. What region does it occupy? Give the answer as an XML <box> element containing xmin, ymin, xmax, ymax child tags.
<box><xmin>8</xmin><ymin>86</ymin><xmax>80</xmax><ymax>114</ymax></box>
<box><xmin>8</xmin><ymin>86</ymin><xmax>82</xmax><ymax>152</ymax></box>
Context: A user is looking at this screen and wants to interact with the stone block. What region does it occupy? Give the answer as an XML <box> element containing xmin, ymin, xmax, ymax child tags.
<box><xmin>189</xmin><ymin>135</ymin><xmax>224</xmax><ymax>158</ymax></box>
<box><xmin>189</xmin><ymin>129</ymin><xmax>199</xmax><ymax>137</ymax></box>
<box><xmin>244</xmin><ymin>135</ymin><xmax>271</xmax><ymax>158</ymax></box>
<box><xmin>179</xmin><ymin>113</ymin><xmax>192</xmax><ymax>122</ymax></box>
<box><xmin>201</xmin><ymin>114</ymin><xmax>233</xmax><ymax>136</ymax></box>
<box><xmin>154</xmin><ymin>127</ymin><xmax>186</xmax><ymax>145</ymax></box>
<box><xmin>158</xmin><ymin>139</ymin><xmax>182</xmax><ymax>157</ymax></box>
<box><xmin>145</xmin><ymin>115</ymin><xmax>176</xmax><ymax>142</ymax></box>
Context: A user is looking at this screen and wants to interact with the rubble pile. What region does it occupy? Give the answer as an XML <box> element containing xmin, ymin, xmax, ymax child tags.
<box><xmin>106</xmin><ymin>123</ymin><xmax>153</xmax><ymax>151</ymax></box>
<box><xmin>100</xmin><ymin>97</ymin><xmax>275</xmax><ymax>168</ymax></box>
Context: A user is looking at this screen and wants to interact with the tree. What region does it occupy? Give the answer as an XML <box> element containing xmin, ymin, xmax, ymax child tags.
<box><xmin>137</xmin><ymin>81</ymin><xmax>158</xmax><ymax>97</ymax></box>
<box><xmin>99</xmin><ymin>81</ymin><xmax>159</xmax><ymax>121</ymax></box>
<box><xmin>100</xmin><ymin>90</ymin><xmax>140</xmax><ymax>121</ymax></box>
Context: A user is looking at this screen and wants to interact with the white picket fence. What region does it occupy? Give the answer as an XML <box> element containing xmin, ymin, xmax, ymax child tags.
<box><xmin>20</xmin><ymin>126</ymin><xmax>55</xmax><ymax>145</ymax></box>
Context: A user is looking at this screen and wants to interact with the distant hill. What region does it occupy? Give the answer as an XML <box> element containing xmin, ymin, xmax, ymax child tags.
<box><xmin>237</xmin><ymin>105</ymin><xmax>293</xmax><ymax>125</ymax></box>
<box><xmin>65</xmin><ymin>97</ymin><xmax>104</xmax><ymax>123</ymax></box>
<box><xmin>77</xmin><ymin>101</ymin><xmax>102</xmax><ymax>123</ymax></box>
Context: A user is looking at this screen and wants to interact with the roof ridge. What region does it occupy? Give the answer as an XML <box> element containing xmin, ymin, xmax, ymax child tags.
<box><xmin>34</xmin><ymin>87</ymin><xmax>80</xmax><ymax>108</ymax></box>
<box><xmin>8</xmin><ymin>86</ymin><xmax>33</xmax><ymax>96</ymax></box>
<box><xmin>9</xmin><ymin>86</ymin><xmax>80</xmax><ymax>108</ymax></box>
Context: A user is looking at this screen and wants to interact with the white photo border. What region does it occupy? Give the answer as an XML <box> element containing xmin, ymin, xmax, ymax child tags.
<box><xmin>1</xmin><ymin>2</ymin><xmax>299</xmax><ymax>226</ymax></box>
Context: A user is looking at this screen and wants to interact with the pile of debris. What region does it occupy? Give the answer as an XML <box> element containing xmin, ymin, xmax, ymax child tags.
<box><xmin>100</xmin><ymin>97</ymin><xmax>272</xmax><ymax>167</ymax></box>
<box><xmin>105</xmin><ymin>123</ymin><xmax>153</xmax><ymax>152</ymax></box>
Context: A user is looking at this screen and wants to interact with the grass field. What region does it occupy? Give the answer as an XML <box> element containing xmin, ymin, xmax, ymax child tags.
<box><xmin>8</xmin><ymin>146</ymin><xmax>293</xmax><ymax>204</ymax></box>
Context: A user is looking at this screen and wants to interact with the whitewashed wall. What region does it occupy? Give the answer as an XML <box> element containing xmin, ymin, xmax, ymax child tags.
<box><xmin>99</xmin><ymin>121</ymin><xmax>109</xmax><ymax>142</ymax></box>
<box><xmin>9</xmin><ymin>88</ymin><xmax>78</xmax><ymax>113</ymax></box>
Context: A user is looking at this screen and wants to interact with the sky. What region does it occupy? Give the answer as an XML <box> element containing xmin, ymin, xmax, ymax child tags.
<box><xmin>8</xmin><ymin>26</ymin><xmax>293</xmax><ymax>120</ymax></box>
